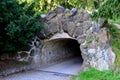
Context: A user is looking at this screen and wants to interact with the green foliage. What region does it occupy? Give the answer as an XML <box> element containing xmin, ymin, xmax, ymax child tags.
<box><xmin>0</xmin><ymin>0</ymin><xmax>43</xmax><ymax>53</ymax></box>
<box><xmin>72</xmin><ymin>68</ymin><xmax>120</xmax><ymax>80</ymax></box>
<box><xmin>92</xmin><ymin>0</ymin><xmax>120</xmax><ymax>20</ymax></box>
<box><xmin>86</xmin><ymin>38</ymin><xmax>92</xmax><ymax>43</ymax></box>
<box><xmin>109</xmin><ymin>24</ymin><xmax>120</xmax><ymax>69</ymax></box>
<box><xmin>109</xmin><ymin>19</ymin><xmax>120</xmax><ymax>24</ymax></box>
<box><xmin>94</xmin><ymin>36</ymin><xmax>99</xmax><ymax>42</ymax></box>
<box><xmin>20</xmin><ymin>0</ymin><xmax>96</xmax><ymax>13</ymax></box>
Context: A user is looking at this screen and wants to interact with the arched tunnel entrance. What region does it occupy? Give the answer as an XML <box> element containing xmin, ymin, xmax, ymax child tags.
<box><xmin>39</xmin><ymin>38</ymin><xmax>83</xmax><ymax>75</ymax></box>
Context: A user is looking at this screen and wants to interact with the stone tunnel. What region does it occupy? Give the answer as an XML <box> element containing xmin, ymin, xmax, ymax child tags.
<box><xmin>18</xmin><ymin>7</ymin><xmax>115</xmax><ymax>71</ymax></box>
<box><xmin>39</xmin><ymin>38</ymin><xmax>83</xmax><ymax>67</ymax></box>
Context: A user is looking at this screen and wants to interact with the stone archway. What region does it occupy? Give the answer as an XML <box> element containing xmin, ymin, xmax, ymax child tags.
<box><xmin>40</xmin><ymin>38</ymin><xmax>83</xmax><ymax>67</ymax></box>
<box><xmin>27</xmin><ymin>6</ymin><xmax>115</xmax><ymax>71</ymax></box>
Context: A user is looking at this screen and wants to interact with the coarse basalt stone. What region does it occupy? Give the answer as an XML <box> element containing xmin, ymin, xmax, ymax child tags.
<box><xmin>83</xmin><ymin>21</ymin><xmax>92</xmax><ymax>33</ymax></box>
<box><xmin>44</xmin><ymin>21</ymin><xmax>59</xmax><ymax>37</ymax></box>
<box><xmin>73</xmin><ymin>9</ymin><xmax>90</xmax><ymax>23</ymax></box>
<box><xmin>62</xmin><ymin>21</ymin><xmax>76</xmax><ymax>36</ymax></box>
<box><xmin>41</xmin><ymin>14</ymin><xmax>47</xmax><ymax>18</ymax></box>
<box><xmin>56</xmin><ymin>6</ymin><xmax>65</xmax><ymax>14</ymax></box>
<box><xmin>16</xmin><ymin>6</ymin><xmax>116</xmax><ymax>71</ymax></box>
<box><xmin>88</xmin><ymin>49</ymin><xmax>96</xmax><ymax>54</ymax></box>
<box><xmin>73</xmin><ymin>26</ymin><xmax>83</xmax><ymax>38</ymax></box>
<box><xmin>65</xmin><ymin>9</ymin><xmax>70</xmax><ymax>13</ymax></box>
<box><xmin>46</xmin><ymin>11</ymin><xmax>57</xmax><ymax>20</ymax></box>
<box><xmin>67</xmin><ymin>22</ymin><xmax>76</xmax><ymax>36</ymax></box>
<box><xmin>77</xmin><ymin>35</ymin><xmax>86</xmax><ymax>44</ymax></box>
<box><xmin>92</xmin><ymin>22</ymin><xmax>100</xmax><ymax>32</ymax></box>
<box><xmin>70</xmin><ymin>8</ymin><xmax>77</xmax><ymax>16</ymax></box>
<box><xmin>0</xmin><ymin>65</ymin><xmax>32</xmax><ymax>76</ymax></box>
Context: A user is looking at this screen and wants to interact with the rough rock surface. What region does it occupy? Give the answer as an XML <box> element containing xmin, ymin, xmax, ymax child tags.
<box><xmin>17</xmin><ymin>6</ymin><xmax>115</xmax><ymax>71</ymax></box>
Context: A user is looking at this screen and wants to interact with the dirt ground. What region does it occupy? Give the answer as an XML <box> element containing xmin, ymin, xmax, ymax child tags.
<box><xmin>0</xmin><ymin>60</ymin><xmax>28</xmax><ymax>72</ymax></box>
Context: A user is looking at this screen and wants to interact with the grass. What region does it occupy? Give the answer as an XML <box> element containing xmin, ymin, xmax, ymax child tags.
<box><xmin>72</xmin><ymin>24</ymin><xmax>120</xmax><ymax>80</ymax></box>
<box><xmin>108</xmin><ymin>18</ymin><xmax>120</xmax><ymax>24</ymax></box>
<box><xmin>72</xmin><ymin>68</ymin><xmax>120</xmax><ymax>80</ymax></box>
<box><xmin>0</xmin><ymin>60</ymin><xmax>29</xmax><ymax>72</ymax></box>
<box><xmin>94</xmin><ymin>36</ymin><xmax>99</xmax><ymax>42</ymax></box>
<box><xmin>109</xmin><ymin>24</ymin><xmax>120</xmax><ymax>69</ymax></box>
<box><xmin>86</xmin><ymin>38</ymin><xmax>92</xmax><ymax>43</ymax></box>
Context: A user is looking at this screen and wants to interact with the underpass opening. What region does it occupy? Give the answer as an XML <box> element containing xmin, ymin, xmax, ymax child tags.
<box><xmin>40</xmin><ymin>38</ymin><xmax>83</xmax><ymax>68</ymax></box>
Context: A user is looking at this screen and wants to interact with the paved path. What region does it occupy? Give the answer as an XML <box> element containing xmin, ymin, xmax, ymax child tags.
<box><xmin>0</xmin><ymin>70</ymin><xmax>72</xmax><ymax>80</ymax></box>
<box><xmin>114</xmin><ymin>23</ymin><xmax>120</xmax><ymax>29</ymax></box>
<box><xmin>0</xmin><ymin>58</ymin><xmax>82</xmax><ymax>80</ymax></box>
<box><xmin>38</xmin><ymin>57</ymin><xmax>83</xmax><ymax>75</ymax></box>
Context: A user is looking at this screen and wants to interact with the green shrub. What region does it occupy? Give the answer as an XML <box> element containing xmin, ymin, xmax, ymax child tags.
<box><xmin>109</xmin><ymin>24</ymin><xmax>120</xmax><ymax>69</ymax></box>
<box><xmin>0</xmin><ymin>0</ymin><xmax>43</xmax><ymax>53</ymax></box>
<box><xmin>72</xmin><ymin>68</ymin><xmax>120</xmax><ymax>80</ymax></box>
<box><xmin>92</xmin><ymin>0</ymin><xmax>120</xmax><ymax>20</ymax></box>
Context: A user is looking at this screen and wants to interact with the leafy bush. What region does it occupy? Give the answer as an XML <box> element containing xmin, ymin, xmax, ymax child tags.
<box><xmin>23</xmin><ymin>0</ymin><xmax>95</xmax><ymax>13</ymax></box>
<box><xmin>0</xmin><ymin>0</ymin><xmax>43</xmax><ymax>53</ymax></box>
<box><xmin>92</xmin><ymin>0</ymin><xmax>120</xmax><ymax>20</ymax></box>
